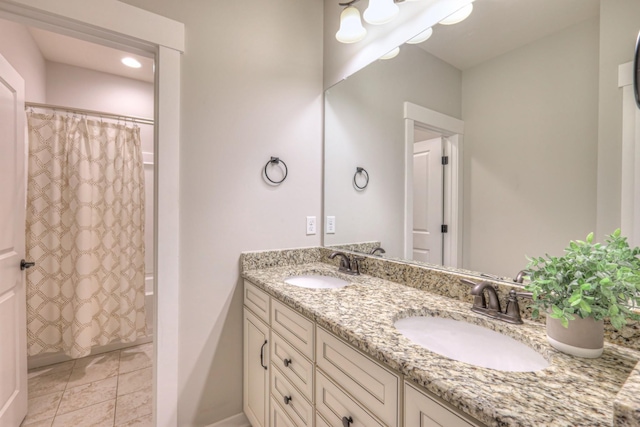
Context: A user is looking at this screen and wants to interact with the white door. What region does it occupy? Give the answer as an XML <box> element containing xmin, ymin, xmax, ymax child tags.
<box><xmin>412</xmin><ymin>137</ymin><xmax>443</xmax><ymax>263</ymax></box>
<box><xmin>0</xmin><ymin>54</ymin><xmax>28</xmax><ymax>426</ymax></box>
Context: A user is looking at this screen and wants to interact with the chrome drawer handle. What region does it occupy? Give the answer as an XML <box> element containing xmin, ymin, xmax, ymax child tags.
<box><xmin>283</xmin><ymin>358</ymin><xmax>292</xmax><ymax>367</ymax></box>
<box><xmin>342</xmin><ymin>416</ymin><xmax>353</xmax><ymax>427</ymax></box>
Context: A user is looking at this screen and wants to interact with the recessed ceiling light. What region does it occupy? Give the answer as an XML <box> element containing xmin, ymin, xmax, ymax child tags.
<box><xmin>121</xmin><ymin>57</ymin><xmax>142</xmax><ymax>68</ymax></box>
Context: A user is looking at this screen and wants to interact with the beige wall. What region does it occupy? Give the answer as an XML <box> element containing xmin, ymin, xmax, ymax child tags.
<box><xmin>119</xmin><ymin>0</ymin><xmax>323</xmax><ymax>425</ymax></box>
<box><xmin>596</xmin><ymin>0</ymin><xmax>640</xmax><ymax>240</ymax></box>
<box><xmin>324</xmin><ymin>45</ymin><xmax>461</xmax><ymax>257</ymax></box>
<box><xmin>461</xmin><ymin>18</ymin><xmax>600</xmax><ymax>277</ymax></box>
<box><xmin>0</xmin><ymin>18</ymin><xmax>46</xmax><ymax>102</ymax></box>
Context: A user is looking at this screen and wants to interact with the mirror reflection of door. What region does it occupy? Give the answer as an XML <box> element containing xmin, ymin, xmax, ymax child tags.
<box><xmin>412</xmin><ymin>135</ymin><xmax>443</xmax><ymax>264</ymax></box>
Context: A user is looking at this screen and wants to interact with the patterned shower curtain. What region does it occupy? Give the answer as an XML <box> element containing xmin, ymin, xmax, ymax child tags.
<box><xmin>25</xmin><ymin>112</ymin><xmax>147</xmax><ymax>359</ymax></box>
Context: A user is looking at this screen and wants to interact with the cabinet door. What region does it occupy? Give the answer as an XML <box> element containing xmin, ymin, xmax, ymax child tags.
<box><xmin>404</xmin><ymin>382</ymin><xmax>478</xmax><ymax>427</ymax></box>
<box><xmin>244</xmin><ymin>308</ymin><xmax>270</xmax><ymax>427</ymax></box>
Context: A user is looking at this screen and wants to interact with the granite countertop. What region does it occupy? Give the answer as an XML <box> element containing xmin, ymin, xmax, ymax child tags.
<box><xmin>242</xmin><ymin>262</ymin><xmax>640</xmax><ymax>427</ymax></box>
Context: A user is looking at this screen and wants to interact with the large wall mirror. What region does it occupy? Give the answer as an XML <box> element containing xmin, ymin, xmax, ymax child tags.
<box><xmin>324</xmin><ymin>0</ymin><xmax>640</xmax><ymax>281</ymax></box>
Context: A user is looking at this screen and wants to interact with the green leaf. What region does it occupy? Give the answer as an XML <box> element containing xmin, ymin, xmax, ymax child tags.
<box><xmin>586</xmin><ymin>232</ymin><xmax>594</xmax><ymax>243</ymax></box>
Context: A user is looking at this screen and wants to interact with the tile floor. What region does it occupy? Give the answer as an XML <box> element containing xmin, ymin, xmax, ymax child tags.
<box><xmin>20</xmin><ymin>343</ymin><xmax>153</xmax><ymax>427</ymax></box>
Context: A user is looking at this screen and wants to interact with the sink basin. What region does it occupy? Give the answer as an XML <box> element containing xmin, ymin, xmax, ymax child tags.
<box><xmin>394</xmin><ymin>316</ymin><xmax>549</xmax><ymax>372</ymax></box>
<box><xmin>284</xmin><ymin>275</ymin><xmax>350</xmax><ymax>289</ymax></box>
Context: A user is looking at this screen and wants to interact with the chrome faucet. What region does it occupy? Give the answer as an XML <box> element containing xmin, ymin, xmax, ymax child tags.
<box><xmin>370</xmin><ymin>247</ymin><xmax>386</xmax><ymax>256</ymax></box>
<box><xmin>329</xmin><ymin>251</ymin><xmax>362</xmax><ymax>275</ymax></box>
<box><xmin>460</xmin><ymin>278</ymin><xmax>532</xmax><ymax>324</ymax></box>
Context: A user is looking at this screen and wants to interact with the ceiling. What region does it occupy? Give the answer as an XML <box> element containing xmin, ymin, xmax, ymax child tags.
<box><xmin>28</xmin><ymin>27</ymin><xmax>154</xmax><ymax>83</ymax></box>
<box><xmin>25</xmin><ymin>0</ymin><xmax>600</xmax><ymax>82</ymax></box>
<box><xmin>418</xmin><ymin>0</ymin><xmax>600</xmax><ymax>70</ymax></box>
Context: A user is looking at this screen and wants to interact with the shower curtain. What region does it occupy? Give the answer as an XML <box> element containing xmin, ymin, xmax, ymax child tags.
<box><xmin>25</xmin><ymin>112</ymin><xmax>147</xmax><ymax>358</ymax></box>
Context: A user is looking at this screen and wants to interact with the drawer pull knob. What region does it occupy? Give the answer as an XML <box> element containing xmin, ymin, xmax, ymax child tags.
<box><xmin>341</xmin><ymin>416</ymin><xmax>353</xmax><ymax>427</ymax></box>
<box><xmin>283</xmin><ymin>358</ymin><xmax>292</xmax><ymax>367</ymax></box>
<box><xmin>284</xmin><ymin>395</ymin><xmax>292</xmax><ymax>405</ymax></box>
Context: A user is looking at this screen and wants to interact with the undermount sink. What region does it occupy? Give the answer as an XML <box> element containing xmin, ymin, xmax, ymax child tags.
<box><xmin>284</xmin><ymin>274</ymin><xmax>350</xmax><ymax>289</ymax></box>
<box><xmin>394</xmin><ymin>316</ymin><xmax>549</xmax><ymax>372</ymax></box>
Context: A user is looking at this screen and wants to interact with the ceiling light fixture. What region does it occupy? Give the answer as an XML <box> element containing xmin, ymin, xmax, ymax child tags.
<box><xmin>406</xmin><ymin>27</ymin><xmax>433</xmax><ymax>44</ymax></box>
<box><xmin>336</xmin><ymin>5</ymin><xmax>367</xmax><ymax>43</ymax></box>
<box><xmin>439</xmin><ymin>2</ymin><xmax>474</xmax><ymax>25</ymax></box>
<box><xmin>363</xmin><ymin>0</ymin><xmax>399</xmax><ymax>25</ymax></box>
<box><xmin>121</xmin><ymin>57</ymin><xmax>142</xmax><ymax>68</ymax></box>
<box><xmin>379</xmin><ymin>46</ymin><xmax>400</xmax><ymax>60</ymax></box>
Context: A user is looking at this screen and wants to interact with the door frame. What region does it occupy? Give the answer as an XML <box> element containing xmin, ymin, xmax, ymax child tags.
<box><xmin>619</xmin><ymin>61</ymin><xmax>640</xmax><ymax>247</ymax></box>
<box><xmin>404</xmin><ymin>102</ymin><xmax>463</xmax><ymax>267</ymax></box>
<box><xmin>0</xmin><ymin>2</ymin><xmax>184</xmax><ymax>426</ymax></box>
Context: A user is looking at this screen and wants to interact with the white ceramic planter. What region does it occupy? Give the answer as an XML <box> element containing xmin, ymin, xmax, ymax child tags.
<box><xmin>546</xmin><ymin>315</ymin><xmax>604</xmax><ymax>358</ymax></box>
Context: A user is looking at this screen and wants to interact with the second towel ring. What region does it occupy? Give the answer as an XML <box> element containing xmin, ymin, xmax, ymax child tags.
<box><xmin>353</xmin><ymin>167</ymin><xmax>369</xmax><ymax>190</ymax></box>
<box><xmin>264</xmin><ymin>156</ymin><xmax>288</xmax><ymax>184</ymax></box>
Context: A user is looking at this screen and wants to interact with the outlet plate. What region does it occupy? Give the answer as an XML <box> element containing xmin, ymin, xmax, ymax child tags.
<box><xmin>326</xmin><ymin>216</ymin><xmax>335</xmax><ymax>234</ymax></box>
<box><xmin>306</xmin><ymin>216</ymin><xmax>316</xmax><ymax>235</ymax></box>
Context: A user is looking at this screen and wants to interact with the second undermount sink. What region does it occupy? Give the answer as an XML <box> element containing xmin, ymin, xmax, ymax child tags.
<box><xmin>284</xmin><ymin>274</ymin><xmax>350</xmax><ymax>289</ymax></box>
<box><xmin>395</xmin><ymin>316</ymin><xmax>549</xmax><ymax>372</ymax></box>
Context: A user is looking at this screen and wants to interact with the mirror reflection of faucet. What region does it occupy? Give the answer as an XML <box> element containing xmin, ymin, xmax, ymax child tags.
<box><xmin>370</xmin><ymin>247</ymin><xmax>386</xmax><ymax>256</ymax></box>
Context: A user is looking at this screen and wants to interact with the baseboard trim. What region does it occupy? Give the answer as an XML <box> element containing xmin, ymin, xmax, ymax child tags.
<box><xmin>205</xmin><ymin>412</ymin><xmax>250</xmax><ymax>427</ymax></box>
<box><xmin>27</xmin><ymin>335</ymin><xmax>153</xmax><ymax>369</ymax></box>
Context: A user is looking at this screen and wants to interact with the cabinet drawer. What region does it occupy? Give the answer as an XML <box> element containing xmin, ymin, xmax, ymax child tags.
<box><xmin>316</xmin><ymin>370</ymin><xmax>384</xmax><ymax>427</ymax></box>
<box><xmin>316</xmin><ymin>328</ymin><xmax>399</xmax><ymax>427</ymax></box>
<box><xmin>271</xmin><ymin>365</ymin><xmax>314</xmax><ymax>427</ymax></box>
<box><xmin>404</xmin><ymin>382</ymin><xmax>480</xmax><ymax>427</ymax></box>
<box><xmin>316</xmin><ymin>412</ymin><xmax>331</xmax><ymax>427</ymax></box>
<box><xmin>244</xmin><ymin>280</ymin><xmax>270</xmax><ymax>324</ymax></box>
<box><xmin>271</xmin><ymin>299</ymin><xmax>314</xmax><ymax>360</ymax></box>
<box><xmin>271</xmin><ymin>331</ymin><xmax>314</xmax><ymax>402</ymax></box>
<box><xmin>271</xmin><ymin>397</ymin><xmax>298</xmax><ymax>427</ymax></box>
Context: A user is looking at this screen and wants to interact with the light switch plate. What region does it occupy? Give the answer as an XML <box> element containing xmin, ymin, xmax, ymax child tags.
<box><xmin>306</xmin><ymin>216</ymin><xmax>316</xmax><ymax>235</ymax></box>
<box><xmin>326</xmin><ymin>216</ymin><xmax>335</xmax><ymax>234</ymax></box>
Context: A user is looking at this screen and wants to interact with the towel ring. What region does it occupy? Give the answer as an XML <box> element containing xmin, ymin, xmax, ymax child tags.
<box><xmin>264</xmin><ymin>157</ymin><xmax>288</xmax><ymax>184</ymax></box>
<box><xmin>353</xmin><ymin>167</ymin><xmax>369</xmax><ymax>190</ymax></box>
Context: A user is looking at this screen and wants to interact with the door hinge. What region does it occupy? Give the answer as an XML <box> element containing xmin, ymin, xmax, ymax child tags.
<box><xmin>441</xmin><ymin>156</ymin><xmax>449</xmax><ymax>165</ymax></box>
<box><xmin>441</xmin><ymin>224</ymin><xmax>448</xmax><ymax>233</ymax></box>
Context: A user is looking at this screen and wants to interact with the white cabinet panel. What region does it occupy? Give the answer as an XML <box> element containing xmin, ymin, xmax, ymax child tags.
<box><xmin>271</xmin><ymin>365</ymin><xmax>314</xmax><ymax>427</ymax></box>
<box><xmin>316</xmin><ymin>370</ymin><xmax>384</xmax><ymax>427</ymax></box>
<box><xmin>244</xmin><ymin>308</ymin><xmax>270</xmax><ymax>427</ymax></box>
<box><xmin>404</xmin><ymin>382</ymin><xmax>479</xmax><ymax>427</ymax></box>
<box><xmin>316</xmin><ymin>328</ymin><xmax>399</xmax><ymax>426</ymax></box>
<box><xmin>271</xmin><ymin>397</ymin><xmax>298</xmax><ymax>427</ymax></box>
<box><xmin>272</xmin><ymin>331</ymin><xmax>314</xmax><ymax>402</ymax></box>
<box><xmin>244</xmin><ymin>280</ymin><xmax>270</xmax><ymax>324</ymax></box>
<box><xmin>271</xmin><ymin>299</ymin><xmax>314</xmax><ymax>360</ymax></box>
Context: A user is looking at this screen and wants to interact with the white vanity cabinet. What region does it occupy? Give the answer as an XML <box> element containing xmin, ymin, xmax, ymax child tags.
<box><xmin>243</xmin><ymin>279</ymin><xmax>484</xmax><ymax>427</ymax></box>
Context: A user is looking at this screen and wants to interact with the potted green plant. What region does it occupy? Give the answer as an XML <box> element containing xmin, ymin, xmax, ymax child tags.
<box><xmin>524</xmin><ymin>229</ymin><xmax>640</xmax><ymax>358</ymax></box>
